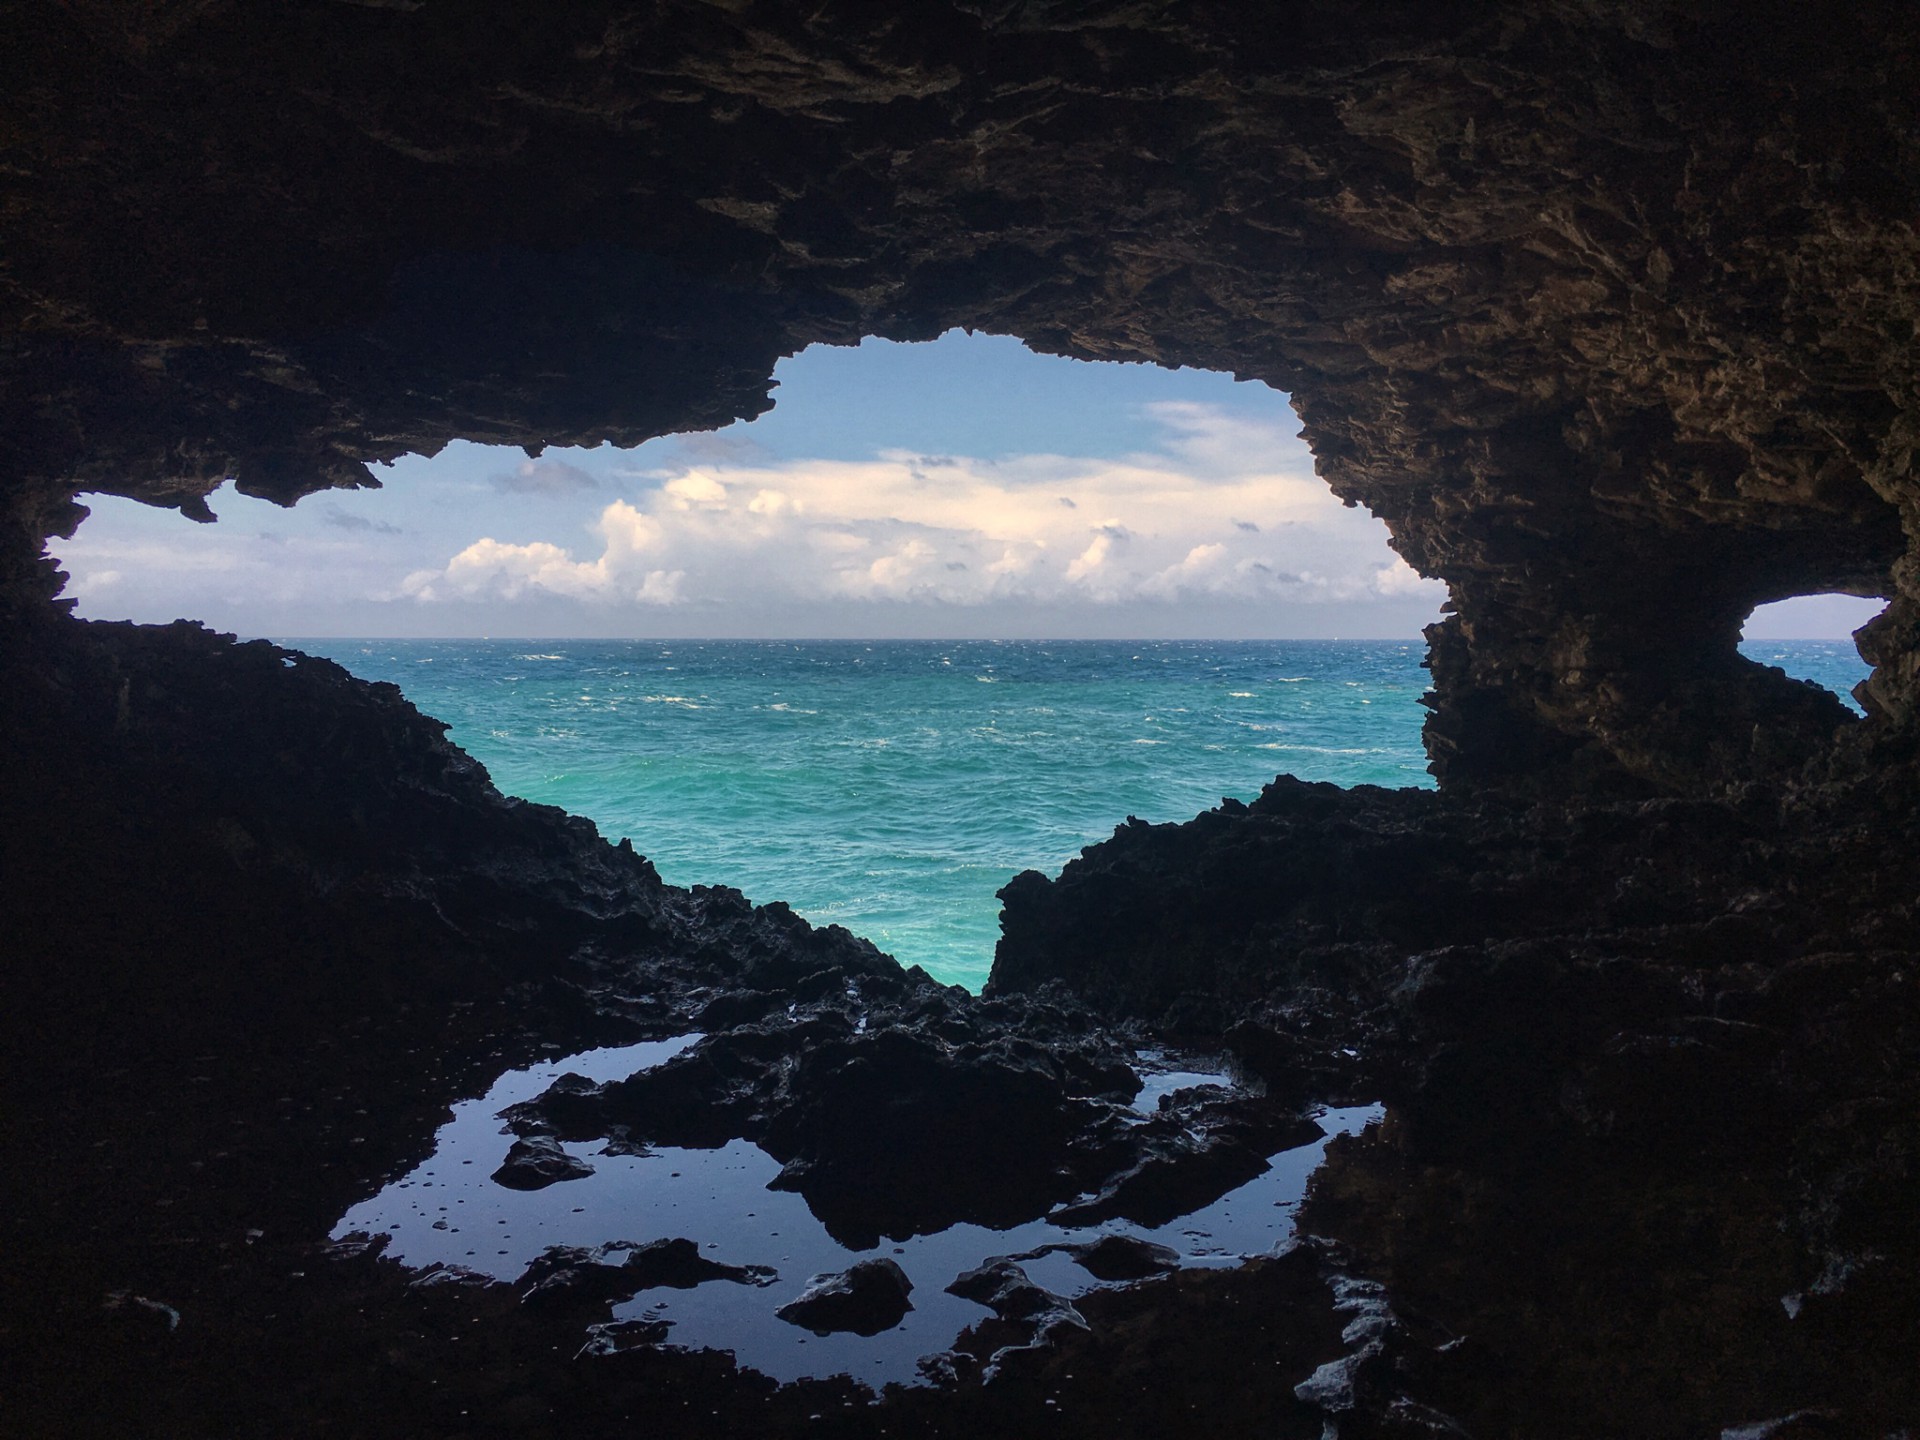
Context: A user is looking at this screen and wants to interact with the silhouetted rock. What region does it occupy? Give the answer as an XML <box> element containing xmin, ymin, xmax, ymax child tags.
<box><xmin>491</xmin><ymin>1136</ymin><xmax>593</xmax><ymax>1191</ymax></box>
<box><xmin>1070</xmin><ymin>1235</ymin><xmax>1181</xmax><ymax>1282</ymax></box>
<box><xmin>774</xmin><ymin>1259</ymin><xmax>914</xmax><ymax>1337</ymax></box>
<box><xmin>8</xmin><ymin>3</ymin><xmax>1920</xmax><ymax>1435</ymax></box>
<box><xmin>520</xmin><ymin>1239</ymin><xmax>776</xmax><ymax>1311</ymax></box>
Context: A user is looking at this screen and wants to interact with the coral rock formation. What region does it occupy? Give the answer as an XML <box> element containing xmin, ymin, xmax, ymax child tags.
<box><xmin>5</xmin><ymin>2</ymin><xmax>1920</xmax><ymax>1437</ymax></box>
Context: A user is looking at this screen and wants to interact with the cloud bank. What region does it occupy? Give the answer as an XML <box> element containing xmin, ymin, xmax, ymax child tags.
<box><xmin>405</xmin><ymin>403</ymin><xmax>1443</xmax><ymax>617</ymax></box>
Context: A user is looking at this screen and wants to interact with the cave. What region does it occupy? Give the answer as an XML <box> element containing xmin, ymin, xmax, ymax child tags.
<box><xmin>4</xmin><ymin>4</ymin><xmax>1918</xmax><ymax>1437</ymax></box>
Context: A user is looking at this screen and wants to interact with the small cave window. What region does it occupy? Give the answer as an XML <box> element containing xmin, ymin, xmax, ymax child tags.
<box><xmin>51</xmin><ymin>329</ymin><xmax>1450</xmax><ymax>987</ymax></box>
<box><xmin>1739</xmin><ymin>593</ymin><xmax>1887</xmax><ymax>714</ymax></box>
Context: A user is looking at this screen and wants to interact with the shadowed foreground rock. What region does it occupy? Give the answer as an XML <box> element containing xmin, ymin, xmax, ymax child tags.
<box><xmin>776</xmin><ymin>1259</ymin><xmax>916</xmax><ymax>1337</ymax></box>
<box><xmin>6</xmin><ymin>2</ymin><xmax>1920</xmax><ymax>1436</ymax></box>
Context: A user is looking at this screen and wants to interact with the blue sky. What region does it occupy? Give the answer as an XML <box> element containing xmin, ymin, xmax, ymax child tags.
<box><xmin>54</xmin><ymin>330</ymin><xmax>1873</xmax><ymax>640</ymax></box>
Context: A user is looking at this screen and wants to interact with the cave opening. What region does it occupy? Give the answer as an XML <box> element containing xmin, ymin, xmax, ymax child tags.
<box><xmin>51</xmin><ymin>329</ymin><xmax>1445</xmax><ymax>986</ymax></box>
<box><xmin>1740</xmin><ymin>593</ymin><xmax>1887</xmax><ymax>714</ymax></box>
<box><xmin>8</xmin><ymin>2</ymin><xmax>1920</xmax><ymax>1431</ymax></box>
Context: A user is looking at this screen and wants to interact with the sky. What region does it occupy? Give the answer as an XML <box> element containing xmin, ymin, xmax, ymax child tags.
<box><xmin>53</xmin><ymin>329</ymin><xmax>1874</xmax><ymax>640</ymax></box>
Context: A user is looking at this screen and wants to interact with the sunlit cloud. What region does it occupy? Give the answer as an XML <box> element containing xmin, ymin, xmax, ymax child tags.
<box><xmin>404</xmin><ymin>500</ymin><xmax>681</xmax><ymax>604</ymax></box>
<box><xmin>403</xmin><ymin>405</ymin><xmax>1445</xmax><ymax>615</ymax></box>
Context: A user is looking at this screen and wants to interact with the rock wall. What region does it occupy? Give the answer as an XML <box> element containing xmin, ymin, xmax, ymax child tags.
<box><xmin>7</xmin><ymin>7</ymin><xmax>1920</xmax><ymax>1434</ymax></box>
<box><xmin>4</xmin><ymin>0</ymin><xmax>1919</xmax><ymax>790</ymax></box>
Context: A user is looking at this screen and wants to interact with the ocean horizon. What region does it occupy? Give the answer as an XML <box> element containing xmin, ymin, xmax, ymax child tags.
<box><xmin>287</xmin><ymin>636</ymin><xmax>1870</xmax><ymax>991</ymax></box>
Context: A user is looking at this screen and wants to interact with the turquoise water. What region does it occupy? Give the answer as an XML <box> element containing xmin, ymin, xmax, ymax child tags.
<box><xmin>290</xmin><ymin>638</ymin><xmax>1869</xmax><ymax>989</ymax></box>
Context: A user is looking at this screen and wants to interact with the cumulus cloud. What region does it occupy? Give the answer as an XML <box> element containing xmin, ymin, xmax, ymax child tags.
<box><xmin>490</xmin><ymin>458</ymin><xmax>598</xmax><ymax>497</ymax></box>
<box><xmin>404</xmin><ymin>405</ymin><xmax>1448</xmax><ymax>615</ymax></box>
<box><xmin>405</xmin><ymin>500</ymin><xmax>682</xmax><ymax>604</ymax></box>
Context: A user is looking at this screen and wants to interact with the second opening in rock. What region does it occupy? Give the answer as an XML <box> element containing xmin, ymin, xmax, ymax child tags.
<box><xmin>1740</xmin><ymin>593</ymin><xmax>1886</xmax><ymax>714</ymax></box>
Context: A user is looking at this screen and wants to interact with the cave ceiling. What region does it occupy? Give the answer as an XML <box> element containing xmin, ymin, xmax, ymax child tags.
<box><xmin>4</xmin><ymin>0</ymin><xmax>1918</xmax><ymax>789</ymax></box>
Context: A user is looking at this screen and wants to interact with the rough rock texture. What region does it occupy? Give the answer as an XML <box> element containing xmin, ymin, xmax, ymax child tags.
<box><xmin>497</xmin><ymin>961</ymin><xmax>1301</xmax><ymax>1248</ymax></box>
<box><xmin>7</xmin><ymin>3</ymin><xmax>1920</xmax><ymax>1438</ymax></box>
<box><xmin>4</xmin><ymin>0</ymin><xmax>1920</xmax><ymax>792</ymax></box>
<box><xmin>992</xmin><ymin>776</ymin><xmax>1920</xmax><ymax>1434</ymax></box>
<box><xmin>775</xmin><ymin>1258</ymin><xmax>915</xmax><ymax>1337</ymax></box>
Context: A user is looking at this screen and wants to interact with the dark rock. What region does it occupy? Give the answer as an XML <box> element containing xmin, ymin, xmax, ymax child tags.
<box><xmin>760</xmin><ymin>1028</ymin><xmax>1101</xmax><ymax>1245</ymax></box>
<box><xmin>520</xmin><ymin>1239</ymin><xmax>775</xmax><ymax>1310</ymax></box>
<box><xmin>774</xmin><ymin>1259</ymin><xmax>914</xmax><ymax>1337</ymax></box>
<box><xmin>946</xmin><ymin>1259</ymin><xmax>1084</xmax><ymax>1328</ymax></box>
<box><xmin>491</xmin><ymin>1136</ymin><xmax>593</xmax><ymax>1191</ymax></box>
<box><xmin>1070</xmin><ymin>1235</ymin><xmax>1182</xmax><ymax>1282</ymax></box>
<box><xmin>620</xmin><ymin>1238</ymin><xmax>776</xmax><ymax>1293</ymax></box>
<box><xmin>101</xmin><ymin>1290</ymin><xmax>181</xmax><ymax>1333</ymax></box>
<box><xmin>576</xmin><ymin>1318</ymin><xmax>674</xmax><ymax>1359</ymax></box>
<box><xmin>8</xmin><ymin>5</ymin><xmax>1920</xmax><ymax>1437</ymax></box>
<box><xmin>1051</xmin><ymin>1099</ymin><xmax>1324</xmax><ymax>1230</ymax></box>
<box><xmin>944</xmin><ymin>1258</ymin><xmax>1088</xmax><ymax>1376</ymax></box>
<box><xmin>407</xmin><ymin>1265</ymin><xmax>499</xmax><ymax>1291</ymax></box>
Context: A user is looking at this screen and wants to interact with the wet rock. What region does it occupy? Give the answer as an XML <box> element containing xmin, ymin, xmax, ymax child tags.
<box><xmin>102</xmin><ymin>1290</ymin><xmax>180</xmax><ymax>1333</ymax></box>
<box><xmin>1719</xmin><ymin>1412</ymin><xmax>1849</xmax><ymax>1440</ymax></box>
<box><xmin>761</xmin><ymin>1028</ymin><xmax>1100</xmax><ymax>1245</ymax></box>
<box><xmin>620</xmin><ymin>1238</ymin><xmax>776</xmax><ymax>1292</ymax></box>
<box><xmin>774</xmin><ymin>1259</ymin><xmax>913</xmax><ymax>1337</ymax></box>
<box><xmin>520</xmin><ymin>1239</ymin><xmax>775</xmax><ymax>1310</ymax></box>
<box><xmin>944</xmin><ymin>1259</ymin><xmax>1089</xmax><ymax>1379</ymax></box>
<box><xmin>914</xmin><ymin>1350</ymin><xmax>980</xmax><ymax>1388</ymax></box>
<box><xmin>576</xmin><ymin>1318</ymin><xmax>674</xmax><ymax>1359</ymax></box>
<box><xmin>947</xmin><ymin>1259</ymin><xmax>1085</xmax><ymax>1329</ymax></box>
<box><xmin>491</xmin><ymin>1136</ymin><xmax>593</xmax><ymax>1191</ymax></box>
<box><xmin>1051</xmin><ymin>1099</ymin><xmax>1323</xmax><ymax>1229</ymax></box>
<box><xmin>407</xmin><ymin>1265</ymin><xmax>499</xmax><ymax>1291</ymax></box>
<box><xmin>1069</xmin><ymin>1235</ymin><xmax>1181</xmax><ymax>1282</ymax></box>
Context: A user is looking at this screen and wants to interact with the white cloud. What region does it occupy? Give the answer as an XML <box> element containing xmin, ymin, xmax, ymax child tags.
<box><xmin>407</xmin><ymin>500</ymin><xmax>676</xmax><ymax>603</ymax></box>
<box><xmin>1372</xmin><ymin>556</ymin><xmax>1445</xmax><ymax>598</ymax></box>
<box><xmin>400</xmin><ymin>404</ymin><xmax>1443</xmax><ymax>616</ymax></box>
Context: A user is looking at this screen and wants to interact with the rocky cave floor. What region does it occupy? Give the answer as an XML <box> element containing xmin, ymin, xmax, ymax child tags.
<box><xmin>4</xmin><ymin>615</ymin><xmax>1918</xmax><ymax>1439</ymax></box>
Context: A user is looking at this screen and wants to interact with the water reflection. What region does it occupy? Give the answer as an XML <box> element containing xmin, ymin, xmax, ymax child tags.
<box><xmin>335</xmin><ymin>1037</ymin><xmax>1381</xmax><ymax>1385</ymax></box>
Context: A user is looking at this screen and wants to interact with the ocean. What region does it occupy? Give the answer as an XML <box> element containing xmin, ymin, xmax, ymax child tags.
<box><xmin>291</xmin><ymin>637</ymin><xmax>1869</xmax><ymax>991</ymax></box>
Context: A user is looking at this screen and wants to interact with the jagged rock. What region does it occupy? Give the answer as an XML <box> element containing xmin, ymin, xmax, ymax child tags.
<box><xmin>947</xmin><ymin>1259</ymin><xmax>1085</xmax><ymax>1329</ymax></box>
<box><xmin>1050</xmin><ymin>1097</ymin><xmax>1324</xmax><ymax>1230</ymax></box>
<box><xmin>945</xmin><ymin>1258</ymin><xmax>1088</xmax><ymax>1376</ymax></box>
<box><xmin>491</xmin><ymin>1136</ymin><xmax>594</xmax><ymax>1191</ymax></box>
<box><xmin>519</xmin><ymin>1239</ymin><xmax>776</xmax><ymax>1310</ymax></box>
<box><xmin>7</xmin><ymin>4</ymin><xmax>1920</xmax><ymax>795</ymax></box>
<box><xmin>774</xmin><ymin>1259</ymin><xmax>914</xmax><ymax>1337</ymax></box>
<box><xmin>1069</xmin><ymin>1235</ymin><xmax>1181</xmax><ymax>1282</ymax></box>
<box><xmin>7</xmin><ymin>5</ymin><xmax>1920</xmax><ymax>1438</ymax></box>
<box><xmin>407</xmin><ymin>1265</ymin><xmax>499</xmax><ymax>1291</ymax></box>
<box><xmin>760</xmin><ymin>1028</ymin><xmax>1100</xmax><ymax>1245</ymax></box>
<box><xmin>576</xmin><ymin>1318</ymin><xmax>674</xmax><ymax>1359</ymax></box>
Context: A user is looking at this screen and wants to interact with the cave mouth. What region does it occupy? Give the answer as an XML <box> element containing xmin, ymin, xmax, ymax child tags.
<box><xmin>53</xmin><ymin>330</ymin><xmax>1447</xmax><ymax>643</ymax></box>
<box><xmin>1739</xmin><ymin>593</ymin><xmax>1887</xmax><ymax>714</ymax></box>
<box><xmin>51</xmin><ymin>331</ymin><xmax>1447</xmax><ymax>986</ymax></box>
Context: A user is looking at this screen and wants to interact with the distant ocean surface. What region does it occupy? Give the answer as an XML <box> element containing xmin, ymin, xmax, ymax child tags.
<box><xmin>290</xmin><ymin>638</ymin><xmax>1869</xmax><ymax>990</ymax></box>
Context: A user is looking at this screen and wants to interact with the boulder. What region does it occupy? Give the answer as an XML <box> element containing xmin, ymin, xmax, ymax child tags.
<box><xmin>774</xmin><ymin>1259</ymin><xmax>914</xmax><ymax>1337</ymax></box>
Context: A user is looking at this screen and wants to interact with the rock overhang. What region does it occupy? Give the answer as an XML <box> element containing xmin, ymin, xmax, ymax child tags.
<box><xmin>5</xmin><ymin>0</ymin><xmax>1919</xmax><ymax>790</ymax></box>
<box><xmin>5</xmin><ymin>6</ymin><xmax>1920</xmax><ymax>1435</ymax></box>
